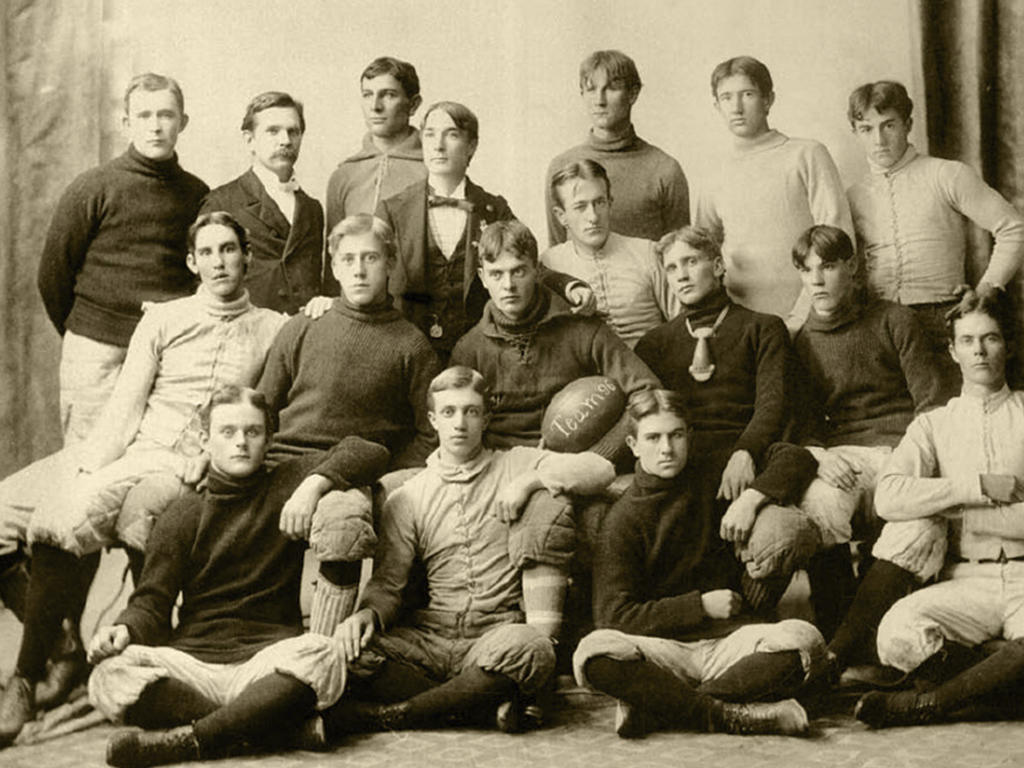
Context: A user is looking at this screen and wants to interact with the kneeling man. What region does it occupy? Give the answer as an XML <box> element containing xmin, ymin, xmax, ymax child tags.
<box><xmin>574</xmin><ymin>390</ymin><xmax>824</xmax><ymax>737</ymax></box>
<box><xmin>88</xmin><ymin>385</ymin><xmax>389</xmax><ymax>766</ymax></box>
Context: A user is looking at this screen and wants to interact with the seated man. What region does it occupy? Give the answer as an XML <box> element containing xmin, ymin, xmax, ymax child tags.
<box><xmin>856</xmin><ymin>290</ymin><xmax>1024</xmax><ymax>727</ymax></box>
<box><xmin>541</xmin><ymin>159</ymin><xmax>679</xmax><ymax>348</ymax></box>
<box><xmin>0</xmin><ymin>212</ymin><xmax>287</xmax><ymax>744</ymax></box>
<box><xmin>313</xmin><ymin>367</ymin><xmax>614</xmax><ymax>738</ymax></box>
<box><xmin>574</xmin><ymin>390</ymin><xmax>825</xmax><ymax>738</ymax></box>
<box><xmin>201</xmin><ymin>91</ymin><xmax>336</xmax><ymax>313</ymax></box>
<box><xmin>257</xmin><ymin>213</ymin><xmax>441</xmax><ymax>635</ymax></box>
<box><xmin>87</xmin><ymin>386</ymin><xmax>388</xmax><ymax>767</ymax></box>
<box><xmin>452</xmin><ymin>219</ymin><xmax>659</xmax><ymax>452</ymax></box>
<box><xmin>789</xmin><ymin>224</ymin><xmax>946</xmax><ymax>637</ymax></box>
<box><xmin>635</xmin><ymin>226</ymin><xmax>804</xmax><ymax>607</ymax></box>
<box><xmin>847</xmin><ymin>80</ymin><xmax>1024</xmax><ymax>400</ymax></box>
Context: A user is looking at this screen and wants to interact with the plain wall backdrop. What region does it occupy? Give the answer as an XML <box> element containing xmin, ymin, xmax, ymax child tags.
<box><xmin>117</xmin><ymin>0</ymin><xmax>926</xmax><ymax>241</ymax></box>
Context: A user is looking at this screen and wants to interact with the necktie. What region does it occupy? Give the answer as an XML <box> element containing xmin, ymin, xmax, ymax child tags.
<box><xmin>685</xmin><ymin>305</ymin><xmax>730</xmax><ymax>382</ymax></box>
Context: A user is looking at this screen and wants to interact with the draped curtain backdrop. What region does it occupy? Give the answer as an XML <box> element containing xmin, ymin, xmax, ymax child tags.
<box><xmin>919</xmin><ymin>0</ymin><xmax>1024</xmax><ymax>308</ymax></box>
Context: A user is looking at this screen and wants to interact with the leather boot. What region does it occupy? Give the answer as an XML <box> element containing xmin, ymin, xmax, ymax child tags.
<box><xmin>709</xmin><ymin>698</ymin><xmax>810</xmax><ymax>735</ymax></box>
<box><xmin>106</xmin><ymin>725</ymin><xmax>201</xmax><ymax>768</ymax></box>
<box><xmin>854</xmin><ymin>690</ymin><xmax>941</xmax><ymax>728</ymax></box>
<box><xmin>35</xmin><ymin>618</ymin><xmax>88</xmax><ymax>709</ymax></box>
<box><xmin>0</xmin><ymin>674</ymin><xmax>35</xmax><ymax>747</ymax></box>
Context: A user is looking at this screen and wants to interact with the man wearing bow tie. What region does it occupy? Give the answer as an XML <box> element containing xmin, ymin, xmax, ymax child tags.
<box><xmin>201</xmin><ymin>91</ymin><xmax>336</xmax><ymax>314</ymax></box>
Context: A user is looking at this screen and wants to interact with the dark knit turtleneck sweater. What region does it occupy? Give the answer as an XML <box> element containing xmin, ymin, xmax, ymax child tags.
<box><xmin>258</xmin><ymin>295</ymin><xmax>441</xmax><ymax>468</ymax></box>
<box><xmin>116</xmin><ymin>439</ymin><xmax>390</xmax><ymax>663</ymax></box>
<box><xmin>38</xmin><ymin>144</ymin><xmax>209</xmax><ymax>346</ymax></box>
<box><xmin>793</xmin><ymin>298</ymin><xmax>946</xmax><ymax>447</ymax></box>
<box><xmin>545</xmin><ymin>124</ymin><xmax>690</xmax><ymax>245</ymax></box>
<box><xmin>634</xmin><ymin>289</ymin><xmax>793</xmax><ymax>463</ymax></box>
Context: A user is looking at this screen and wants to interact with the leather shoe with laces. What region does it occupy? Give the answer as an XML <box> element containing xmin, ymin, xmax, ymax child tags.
<box><xmin>0</xmin><ymin>674</ymin><xmax>35</xmax><ymax>747</ymax></box>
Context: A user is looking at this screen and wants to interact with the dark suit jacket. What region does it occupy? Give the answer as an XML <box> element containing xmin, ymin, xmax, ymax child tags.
<box><xmin>201</xmin><ymin>169</ymin><xmax>335</xmax><ymax>314</ymax></box>
<box><xmin>376</xmin><ymin>178</ymin><xmax>514</xmax><ymax>327</ymax></box>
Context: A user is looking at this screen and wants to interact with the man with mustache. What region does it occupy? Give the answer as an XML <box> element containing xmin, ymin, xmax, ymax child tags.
<box><xmin>201</xmin><ymin>91</ymin><xmax>335</xmax><ymax>314</ymax></box>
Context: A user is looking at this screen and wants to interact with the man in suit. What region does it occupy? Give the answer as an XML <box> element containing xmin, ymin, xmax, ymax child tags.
<box><xmin>202</xmin><ymin>91</ymin><xmax>334</xmax><ymax>314</ymax></box>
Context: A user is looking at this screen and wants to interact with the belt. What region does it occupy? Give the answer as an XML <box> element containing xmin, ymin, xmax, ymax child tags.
<box><xmin>957</xmin><ymin>552</ymin><xmax>1024</xmax><ymax>564</ymax></box>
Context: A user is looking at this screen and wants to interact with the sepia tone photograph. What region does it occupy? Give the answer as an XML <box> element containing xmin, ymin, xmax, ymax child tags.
<box><xmin>1</xmin><ymin>0</ymin><xmax>1024</xmax><ymax>765</ymax></box>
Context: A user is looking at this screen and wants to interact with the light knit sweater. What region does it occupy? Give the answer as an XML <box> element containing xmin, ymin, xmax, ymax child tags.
<box><xmin>545</xmin><ymin>126</ymin><xmax>689</xmax><ymax>245</ymax></box>
<box><xmin>539</xmin><ymin>232</ymin><xmax>680</xmax><ymax>348</ymax></box>
<box><xmin>848</xmin><ymin>145</ymin><xmax>1024</xmax><ymax>304</ymax></box>
<box><xmin>695</xmin><ymin>130</ymin><xmax>852</xmax><ymax>326</ymax></box>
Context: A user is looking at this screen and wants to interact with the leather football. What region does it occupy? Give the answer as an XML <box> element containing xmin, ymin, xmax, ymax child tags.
<box><xmin>541</xmin><ymin>376</ymin><xmax>626</xmax><ymax>454</ymax></box>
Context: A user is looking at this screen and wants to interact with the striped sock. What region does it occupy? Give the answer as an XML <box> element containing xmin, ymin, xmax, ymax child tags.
<box><xmin>522</xmin><ymin>564</ymin><xmax>568</xmax><ymax>640</ymax></box>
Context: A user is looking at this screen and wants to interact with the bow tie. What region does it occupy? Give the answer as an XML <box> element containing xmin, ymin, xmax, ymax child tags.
<box><xmin>428</xmin><ymin>194</ymin><xmax>474</xmax><ymax>212</ymax></box>
<box><xmin>277</xmin><ymin>177</ymin><xmax>300</xmax><ymax>194</ymax></box>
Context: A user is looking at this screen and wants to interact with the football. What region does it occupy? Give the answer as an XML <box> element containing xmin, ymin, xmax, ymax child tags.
<box><xmin>541</xmin><ymin>376</ymin><xmax>627</xmax><ymax>455</ymax></box>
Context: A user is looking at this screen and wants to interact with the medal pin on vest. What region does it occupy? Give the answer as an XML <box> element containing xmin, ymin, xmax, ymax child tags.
<box><xmin>685</xmin><ymin>305</ymin><xmax>730</xmax><ymax>382</ymax></box>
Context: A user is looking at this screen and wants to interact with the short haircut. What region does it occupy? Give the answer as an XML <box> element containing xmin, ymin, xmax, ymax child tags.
<box><xmin>711</xmin><ymin>56</ymin><xmax>773</xmax><ymax>99</ymax></box>
<box><xmin>361</xmin><ymin>56</ymin><xmax>420</xmax><ymax>99</ymax></box>
<box><xmin>422</xmin><ymin>101</ymin><xmax>478</xmax><ymax>145</ymax></box>
<box><xmin>945</xmin><ymin>288</ymin><xmax>1016</xmax><ymax>345</ymax></box>
<box><xmin>327</xmin><ymin>213</ymin><xmax>397</xmax><ymax>261</ymax></box>
<box><xmin>626</xmin><ymin>389</ymin><xmax>689</xmax><ymax>435</ymax></box>
<box><xmin>188</xmin><ymin>211</ymin><xmax>250</xmax><ymax>254</ymax></box>
<box><xmin>579</xmin><ymin>50</ymin><xmax>642</xmax><ymax>92</ymax></box>
<box><xmin>848</xmin><ymin>81</ymin><xmax>914</xmax><ymax>126</ymax></box>
<box><xmin>426</xmin><ymin>366</ymin><xmax>491</xmax><ymax>413</ymax></box>
<box><xmin>791</xmin><ymin>225</ymin><xmax>854</xmax><ymax>269</ymax></box>
<box><xmin>199</xmin><ymin>384</ymin><xmax>277</xmax><ymax>435</ymax></box>
<box><xmin>478</xmin><ymin>220</ymin><xmax>538</xmax><ymax>266</ymax></box>
<box><xmin>655</xmin><ymin>226</ymin><xmax>723</xmax><ymax>264</ymax></box>
<box><xmin>550</xmin><ymin>159</ymin><xmax>611</xmax><ymax>208</ymax></box>
<box><xmin>241</xmin><ymin>91</ymin><xmax>305</xmax><ymax>133</ymax></box>
<box><xmin>124</xmin><ymin>72</ymin><xmax>185</xmax><ymax>114</ymax></box>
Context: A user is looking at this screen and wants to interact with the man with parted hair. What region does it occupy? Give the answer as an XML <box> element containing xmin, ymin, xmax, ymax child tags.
<box><xmin>574</xmin><ymin>389</ymin><xmax>824</xmax><ymax>739</ymax></box>
<box><xmin>846</xmin><ymin>79</ymin><xmax>1024</xmax><ymax>401</ymax></box>
<box><xmin>695</xmin><ymin>56</ymin><xmax>852</xmax><ymax>331</ymax></box>
<box><xmin>545</xmin><ymin>50</ymin><xmax>689</xmax><ymax>246</ymax></box>
<box><xmin>257</xmin><ymin>212</ymin><xmax>441</xmax><ymax>638</ymax></box>
<box><xmin>38</xmin><ymin>72</ymin><xmax>208</xmax><ymax>445</ymax></box>
<box><xmin>541</xmin><ymin>159</ymin><xmax>680</xmax><ymax>348</ymax></box>
<box><xmin>0</xmin><ymin>213</ymin><xmax>287</xmax><ymax>745</ymax></box>
<box><xmin>201</xmin><ymin>91</ymin><xmax>334</xmax><ymax>314</ymax></box>
<box><xmin>326</xmin><ymin>56</ymin><xmax>427</xmax><ymax>231</ymax></box>
<box><xmin>86</xmin><ymin>385</ymin><xmax>388</xmax><ymax>767</ymax></box>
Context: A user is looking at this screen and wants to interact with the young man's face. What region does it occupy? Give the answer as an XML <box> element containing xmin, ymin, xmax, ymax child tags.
<box><xmin>555</xmin><ymin>177</ymin><xmax>611</xmax><ymax>252</ymax></box>
<box><xmin>479</xmin><ymin>250</ymin><xmax>538</xmax><ymax>320</ymax></box>
<box><xmin>950</xmin><ymin>311</ymin><xmax>1008</xmax><ymax>391</ymax></box>
<box><xmin>714</xmin><ymin>74</ymin><xmax>772</xmax><ymax>140</ymax></box>
<box><xmin>661</xmin><ymin>241</ymin><xmax>724</xmax><ymax>306</ymax></box>
<box><xmin>797</xmin><ymin>249</ymin><xmax>857</xmax><ymax>317</ymax></box>
<box><xmin>187</xmin><ymin>224</ymin><xmax>251</xmax><ymax>302</ymax></box>
<box><xmin>428</xmin><ymin>386</ymin><xmax>488</xmax><ymax>463</ymax></box>
<box><xmin>853</xmin><ymin>107</ymin><xmax>911</xmax><ymax>169</ymax></box>
<box><xmin>361</xmin><ymin>74</ymin><xmax>421</xmax><ymax>139</ymax></box>
<box><xmin>203</xmin><ymin>401</ymin><xmax>269</xmax><ymax>479</ymax></box>
<box><xmin>123</xmin><ymin>88</ymin><xmax>188</xmax><ymax>160</ymax></box>
<box><xmin>422</xmin><ymin>109</ymin><xmax>475</xmax><ymax>180</ymax></box>
<box><xmin>331</xmin><ymin>231</ymin><xmax>391</xmax><ymax>308</ymax></box>
<box><xmin>582</xmin><ymin>67</ymin><xmax>636</xmax><ymax>135</ymax></box>
<box><xmin>245</xmin><ymin>106</ymin><xmax>303</xmax><ymax>181</ymax></box>
<box><xmin>626</xmin><ymin>411</ymin><xmax>689</xmax><ymax>479</ymax></box>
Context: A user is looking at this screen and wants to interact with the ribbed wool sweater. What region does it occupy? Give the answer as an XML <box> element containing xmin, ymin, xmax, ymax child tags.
<box><xmin>793</xmin><ymin>299</ymin><xmax>946</xmax><ymax>448</ymax></box>
<box><xmin>37</xmin><ymin>145</ymin><xmax>208</xmax><ymax>346</ymax></box>
<box><xmin>634</xmin><ymin>289</ymin><xmax>792</xmax><ymax>463</ymax></box>
<box><xmin>257</xmin><ymin>297</ymin><xmax>440</xmax><ymax>468</ymax></box>
<box><xmin>117</xmin><ymin>439</ymin><xmax>390</xmax><ymax>663</ymax></box>
<box><xmin>545</xmin><ymin>126</ymin><xmax>689</xmax><ymax>245</ymax></box>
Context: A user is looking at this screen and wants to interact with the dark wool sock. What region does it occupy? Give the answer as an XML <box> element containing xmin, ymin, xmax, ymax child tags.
<box><xmin>125</xmin><ymin>678</ymin><xmax>219</xmax><ymax>729</ymax></box>
<box><xmin>349</xmin><ymin>659</ymin><xmax>438</xmax><ymax>704</ymax></box>
<box><xmin>697</xmin><ymin>651</ymin><xmax>805</xmax><ymax>702</ymax></box>
<box><xmin>192</xmin><ymin>673</ymin><xmax>316</xmax><ymax>755</ymax></box>
<box><xmin>400</xmin><ymin>665</ymin><xmax>517</xmax><ymax>727</ymax></box>
<box><xmin>126</xmin><ymin>548</ymin><xmax>146</xmax><ymax>588</ymax></box>
<box><xmin>319</xmin><ymin>559</ymin><xmax>362</xmax><ymax>588</ymax></box>
<box><xmin>0</xmin><ymin>548</ymin><xmax>30</xmax><ymax>621</ymax></box>
<box><xmin>584</xmin><ymin>656</ymin><xmax>709</xmax><ymax>729</ymax></box>
<box><xmin>829</xmin><ymin>559</ymin><xmax>917</xmax><ymax>666</ymax></box>
<box><xmin>807</xmin><ymin>544</ymin><xmax>857</xmax><ymax>643</ymax></box>
<box><xmin>913</xmin><ymin>641</ymin><xmax>989</xmax><ymax>690</ymax></box>
<box><xmin>931</xmin><ymin>639</ymin><xmax>1024</xmax><ymax>714</ymax></box>
<box><xmin>15</xmin><ymin>545</ymin><xmax>84</xmax><ymax>681</ymax></box>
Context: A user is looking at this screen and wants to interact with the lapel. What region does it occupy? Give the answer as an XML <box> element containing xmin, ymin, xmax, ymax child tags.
<box><xmin>393</xmin><ymin>180</ymin><xmax>430</xmax><ymax>296</ymax></box>
<box><xmin>240</xmin><ymin>169</ymin><xmax>291</xmax><ymax>242</ymax></box>
<box><xmin>461</xmin><ymin>178</ymin><xmax>499</xmax><ymax>300</ymax></box>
